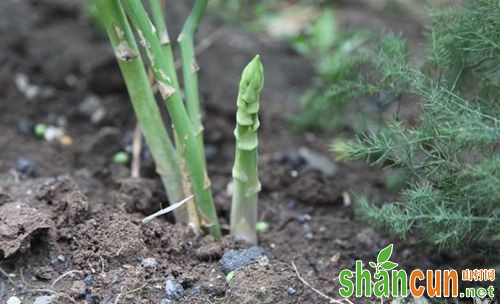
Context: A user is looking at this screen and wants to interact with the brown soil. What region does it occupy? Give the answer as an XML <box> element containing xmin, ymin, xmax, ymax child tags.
<box><xmin>0</xmin><ymin>0</ymin><xmax>493</xmax><ymax>303</ymax></box>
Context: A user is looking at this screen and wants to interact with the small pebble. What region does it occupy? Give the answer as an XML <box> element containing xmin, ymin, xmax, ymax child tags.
<box><xmin>141</xmin><ymin>257</ymin><xmax>157</xmax><ymax>269</ymax></box>
<box><xmin>287</xmin><ymin>200</ymin><xmax>298</xmax><ymax>210</ymax></box>
<box><xmin>191</xmin><ymin>285</ymin><xmax>202</xmax><ymax>295</ymax></box>
<box><xmin>57</xmin><ymin>255</ymin><xmax>65</xmax><ymax>262</ymax></box>
<box><xmin>220</xmin><ymin>246</ymin><xmax>268</xmax><ymax>274</ymax></box>
<box><xmin>71</xmin><ymin>281</ymin><xmax>86</xmax><ymax>298</ymax></box>
<box><xmin>59</xmin><ymin>134</ymin><xmax>73</xmax><ymax>146</ymax></box>
<box><xmin>204</xmin><ymin>144</ymin><xmax>217</xmax><ymax>161</ymax></box>
<box><xmin>78</xmin><ymin>95</ymin><xmax>106</xmax><ymax>124</ymax></box>
<box><xmin>44</xmin><ymin>126</ymin><xmax>64</xmax><ymax>142</ymax></box>
<box><xmin>34</xmin><ymin>295</ymin><xmax>53</xmax><ymax>304</ymax></box>
<box><xmin>296</xmin><ymin>213</ymin><xmax>311</xmax><ymax>223</ymax></box>
<box><xmin>17</xmin><ymin>158</ymin><xmax>36</xmax><ymax>177</ymax></box>
<box><xmin>159</xmin><ymin>299</ymin><xmax>172</xmax><ymax>304</ymax></box>
<box><xmin>19</xmin><ymin>118</ymin><xmax>34</xmax><ymax>135</ymax></box>
<box><xmin>7</xmin><ymin>296</ymin><xmax>21</xmax><ymax>304</ymax></box>
<box><xmin>287</xmin><ymin>287</ymin><xmax>297</xmax><ymax>295</ymax></box>
<box><xmin>304</xmin><ymin>232</ymin><xmax>314</xmax><ymax>240</ymax></box>
<box><xmin>83</xmin><ymin>275</ymin><xmax>93</xmax><ymax>285</ymax></box>
<box><xmin>165</xmin><ymin>276</ymin><xmax>184</xmax><ymax>300</ymax></box>
<box><xmin>84</xmin><ymin>294</ymin><xmax>95</xmax><ymax>304</ymax></box>
<box><xmin>86</xmin><ymin>218</ymin><xmax>98</xmax><ymax>227</ymax></box>
<box><xmin>280</xmin><ymin>152</ymin><xmax>305</xmax><ymax>168</ymax></box>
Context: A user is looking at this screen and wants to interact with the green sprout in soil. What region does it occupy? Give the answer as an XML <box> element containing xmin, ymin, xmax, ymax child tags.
<box><xmin>231</xmin><ymin>55</ymin><xmax>264</xmax><ymax>244</ymax></box>
<box><xmin>332</xmin><ymin>0</ymin><xmax>500</xmax><ymax>250</ymax></box>
<box><xmin>96</xmin><ymin>0</ymin><xmax>265</xmax><ymax>242</ymax></box>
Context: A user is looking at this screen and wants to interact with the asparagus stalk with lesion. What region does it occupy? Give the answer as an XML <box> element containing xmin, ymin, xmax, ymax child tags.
<box><xmin>95</xmin><ymin>0</ymin><xmax>186</xmax><ymax>222</ymax></box>
<box><xmin>230</xmin><ymin>55</ymin><xmax>264</xmax><ymax>245</ymax></box>
<box><xmin>147</xmin><ymin>0</ymin><xmax>201</xmax><ymax>231</ymax></box>
<box><xmin>120</xmin><ymin>0</ymin><xmax>221</xmax><ymax>238</ymax></box>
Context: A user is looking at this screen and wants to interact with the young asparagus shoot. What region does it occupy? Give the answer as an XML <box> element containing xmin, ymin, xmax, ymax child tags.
<box><xmin>230</xmin><ymin>55</ymin><xmax>264</xmax><ymax>244</ymax></box>
<box><xmin>121</xmin><ymin>0</ymin><xmax>221</xmax><ymax>238</ymax></box>
<box><xmin>95</xmin><ymin>0</ymin><xmax>187</xmax><ymax>222</ymax></box>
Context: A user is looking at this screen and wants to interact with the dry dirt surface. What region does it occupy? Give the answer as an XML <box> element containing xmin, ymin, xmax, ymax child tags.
<box><xmin>0</xmin><ymin>0</ymin><xmax>492</xmax><ymax>303</ymax></box>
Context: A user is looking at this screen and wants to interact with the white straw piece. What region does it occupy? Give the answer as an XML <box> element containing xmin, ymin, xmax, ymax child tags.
<box><xmin>141</xmin><ymin>195</ymin><xmax>194</xmax><ymax>224</ymax></box>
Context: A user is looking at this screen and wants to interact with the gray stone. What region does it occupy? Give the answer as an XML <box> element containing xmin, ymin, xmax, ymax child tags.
<box><xmin>34</xmin><ymin>296</ymin><xmax>53</xmax><ymax>304</ymax></box>
<box><xmin>164</xmin><ymin>276</ymin><xmax>184</xmax><ymax>300</ymax></box>
<box><xmin>140</xmin><ymin>257</ymin><xmax>157</xmax><ymax>268</ymax></box>
<box><xmin>79</xmin><ymin>95</ymin><xmax>106</xmax><ymax>124</ymax></box>
<box><xmin>7</xmin><ymin>297</ymin><xmax>21</xmax><ymax>304</ymax></box>
<box><xmin>220</xmin><ymin>246</ymin><xmax>268</xmax><ymax>274</ymax></box>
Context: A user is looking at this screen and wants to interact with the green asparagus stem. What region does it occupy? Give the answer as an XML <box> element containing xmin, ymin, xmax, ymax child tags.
<box><xmin>148</xmin><ymin>0</ymin><xmax>201</xmax><ymax>230</ymax></box>
<box><xmin>178</xmin><ymin>0</ymin><xmax>208</xmax><ymax>154</ymax></box>
<box><xmin>230</xmin><ymin>55</ymin><xmax>264</xmax><ymax>244</ymax></box>
<box><xmin>147</xmin><ymin>0</ymin><xmax>179</xmax><ymax>88</ymax></box>
<box><xmin>121</xmin><ymin>0</ymin><xmax>221</xmax><ymax>238</ymax></box>
<box><xmin>95</xmin><ymin>0</ymin><xmax>186</xmax><ymax>221</ymax></box>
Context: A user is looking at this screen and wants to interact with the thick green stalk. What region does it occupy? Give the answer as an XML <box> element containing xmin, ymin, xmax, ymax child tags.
<box><xmin>230</xmin><ymin>56</ymin><xmax>264</xmax><ymax>244</ymax></box>
<box><xmin>178</xmin><ymin>0</ymin><xmax>208</xmax><ymax>154</ymax></box>
<box><xmin>121</xmin><ymin>0</ymin><xmax>221</xmax><ymax>238</ymax></box>
<box><xmin>95</xmin><ymin>0</ymin><xmax>186</xmax><ymax>221</ymax></box>
<box><xmin>148</xmin><ymin>0</ymin><xmax>200</xmax><ymax>231</ymax></box>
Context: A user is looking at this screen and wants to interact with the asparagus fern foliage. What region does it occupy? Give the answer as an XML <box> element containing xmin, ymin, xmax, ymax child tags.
<box><xmin>332</xmin><ymin>0</ymin><xmax>500</xmax><ymax>250</ymax></box>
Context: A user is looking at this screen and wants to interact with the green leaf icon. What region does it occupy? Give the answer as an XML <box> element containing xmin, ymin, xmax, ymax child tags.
<box><xmin>380</xmin><ymin>261</ymin><xmax>398</xmax><ymax>271</ymax></box>
<box><xmin>377</xmin><ymin>244</ymin><xmax>393</xmax><ymax>263</ymax></box>
<box><xmin>369</xmin><ymin>262</ymin><xmax>377</xmax><ymax>268</ymax></box>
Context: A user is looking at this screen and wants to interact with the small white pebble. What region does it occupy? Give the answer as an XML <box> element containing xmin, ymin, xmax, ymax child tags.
<box><xmin>44</xmin><ymin>126</ymin><xmax>64</xmax><ymax>142</ymax></box>
<box><xmin>7</xmin><ymin>296</ymin><xmax>21</xmax><ymax>304</ymax></box>
<box><xmin>140</xmin><ymin>257</ymin><xmax>157</xmax><ymax>269</ymax></box>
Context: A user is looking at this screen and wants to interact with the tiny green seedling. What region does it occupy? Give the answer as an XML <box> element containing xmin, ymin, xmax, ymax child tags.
<box><xmin>256</xmin><ymin>221</ymin><xmax>269</xmax><ymax>234</ymax></box>
<box><xmin>112</xmin><ymin>151</ymin><xmax>130</xmax><ymax>165</ymax></box>
<box><xmin>226</xmin><ymin>271</ymin><xmax>235</xmax><ymax>284</ymax></box>
<box><xmin>34</xmin><ymin>123</ymin><xmax>47</xmax><ymax>138</ymax></box>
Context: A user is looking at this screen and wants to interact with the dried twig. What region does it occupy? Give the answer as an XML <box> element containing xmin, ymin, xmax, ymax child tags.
<box><xmin>142</xmin><ymin>195</ymin><xmax>194</xmax><ymax>223</ymax></box>
<box><xmin>114</xmin><ymin>280</ymin><xmax>150</xmax><ymax>304</ymax></box>
<box><xmin>291</xmin><ymin>261</ymin><xmax>354</xmax><ymax>304</ymax></box>
<box><xmin>51</xmin><ymin>270</ymin><xmax>84</xmax><ymax>287</ymax></box>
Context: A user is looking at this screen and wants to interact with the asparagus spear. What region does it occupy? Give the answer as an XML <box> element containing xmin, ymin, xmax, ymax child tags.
<box><xmin>230</xmin><ymin>55</ymin><xmax>264</xmax><ymax>244</ymax></box>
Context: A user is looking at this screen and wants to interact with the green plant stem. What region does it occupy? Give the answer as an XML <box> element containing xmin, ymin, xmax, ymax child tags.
<box><xmin>178</xmin><ymin>0</ymin><xmax>208</xmax><ymax>154</ymax></box>
<box><xmin>230</xmin><ymin>55</ymin><xmax>264</xmax><ymax>244</ymax></box>
<box><xmin>121</xmin><ymin>0</ymin><xmax>221</xmax><ymax>238</ymax></box>
<box><xmin>95</xmin><ymin>0</ymin><xmax>186</xmax><ymax>221</ymax></box>
<box><xmin>148</xmin><ymin>0</ymin><xmax>200</xmax><ymax>230</ymax></box>
<box><xmin>147</xmin><ymin>0</ymin><xmax>179</xmax><ymax>87</ymax></box>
